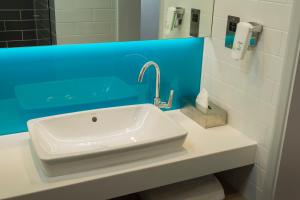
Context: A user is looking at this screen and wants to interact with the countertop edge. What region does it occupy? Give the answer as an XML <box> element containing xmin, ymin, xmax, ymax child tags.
<box><xmin>0</xmin><ymin>110</ymin><xmax>257</xmax><ymax>200</ymax></box>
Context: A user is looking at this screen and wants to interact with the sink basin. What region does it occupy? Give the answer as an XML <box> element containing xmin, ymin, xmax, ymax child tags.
<box><xmin>28</xmin><ymin>104</ymin><xmax>187</xmax><ymax>176</ymax></box>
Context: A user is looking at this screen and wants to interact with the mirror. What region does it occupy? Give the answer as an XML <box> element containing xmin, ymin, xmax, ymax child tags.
<box><xmin>0</xmin><ymin>0</ymin><xmax>214</xmax><ymax>48</ymax></box>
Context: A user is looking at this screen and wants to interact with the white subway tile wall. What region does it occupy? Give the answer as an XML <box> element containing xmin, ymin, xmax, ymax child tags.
<box><xmin>54</xmin><ymin>0</ymin><xmax>117</xmax><ymax>44</ymax></box>
<box><xmin>201</xmin><ymin>0</ymin><xmax>294</xmax><ymax>199</ymax></box>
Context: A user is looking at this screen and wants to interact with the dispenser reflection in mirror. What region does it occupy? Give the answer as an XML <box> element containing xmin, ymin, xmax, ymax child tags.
<box><xmin>159</xmin><ymin>0</ymin><xmax>215</xmax><ymax>39</ymax></box>
<box><xmin>164</xmin><ymin>7</ymin><xmax>185</xmax><ymax>36</ymax></box>
<box><xmin>0</xmin><ymin>0</ymin><xmax>215</xmax><ymax>48</ymax></box>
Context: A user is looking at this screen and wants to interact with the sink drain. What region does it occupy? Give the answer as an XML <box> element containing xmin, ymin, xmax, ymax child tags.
<box><xmin>92</xmin><ymin>116</ymin><xmax>98</xmax><ymax>122</ymax></box>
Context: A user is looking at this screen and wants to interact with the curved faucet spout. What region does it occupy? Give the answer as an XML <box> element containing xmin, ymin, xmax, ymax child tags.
<box><xmin>138</xmin><ymin>61</ymin><xmax>161</xmax><ymax>100</ymax></box>
<box><xmin>138</xmin><ymin>61</ymin><xmax>173</xmax><ymax>109</ymax></box>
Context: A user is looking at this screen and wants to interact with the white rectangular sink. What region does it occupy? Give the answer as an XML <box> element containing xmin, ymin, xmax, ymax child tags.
<box><xmin>28</xmin><ymin>104</ymin><xmax>187</xmax><ymax>176</ymax></box>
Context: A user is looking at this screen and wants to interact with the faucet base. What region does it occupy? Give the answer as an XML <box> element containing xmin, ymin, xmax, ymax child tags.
<box><xmin>154</xmin><ymin>98</ymin><xmax>161</xmax><ymax>107</ymax></box>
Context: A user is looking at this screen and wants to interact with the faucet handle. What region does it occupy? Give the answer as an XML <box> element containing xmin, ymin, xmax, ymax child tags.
<box><xmin>167</xmin><ymin>90</ymin><xmax>174</xmax><ymax>107</ymax></box>
<box><xmin>159</xmin><ymin>90</ymin><xmax>174</xmax><ymax>109</ymax></box>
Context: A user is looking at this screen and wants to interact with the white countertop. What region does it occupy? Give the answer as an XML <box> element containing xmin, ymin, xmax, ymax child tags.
<box><xmin>0</xmin><ymin>110</ymin><xmax>257</xmax><ymax>200</ymax></box>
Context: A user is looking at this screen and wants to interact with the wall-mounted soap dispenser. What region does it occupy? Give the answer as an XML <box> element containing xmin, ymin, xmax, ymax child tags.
<box><xmin>164</xmin><ymin>7</ymin><xmax>185</xmax><ymax>36</ymax></box>
<box><xmin>225</xmin><ymin>16</ymin><xmax>263</xmax><ymax>60</ymax></box>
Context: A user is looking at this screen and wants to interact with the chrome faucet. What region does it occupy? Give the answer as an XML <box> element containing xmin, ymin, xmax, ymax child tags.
<box><xmin>138</xmin><ymin>61</ymin><xmax>174</xmax><ymax>109</ymax></box>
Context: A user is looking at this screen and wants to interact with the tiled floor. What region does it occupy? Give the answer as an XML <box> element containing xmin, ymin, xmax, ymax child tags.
<box><xmin>110</xmin><ymin>194</ymin><xmax>140</xmax><ymax>200</ymax></box>
<box><xmin>111</xmin><ymin>193</ymin><xmax>246</xmax><ymax>200</ymax></box>
<box><xmin>225</xmin><ymin>194</ymin><xmax>247</xmax><ymax>200</ymax></box>
<box><xmin>218</xmin><ymin>175</ymin><xmax>247</xmax><ymax>200</ymax></box>
<box><xmin>111</xmin><ymin>192</ymin><xmax>246</xmax><ymax>200</ymax></box>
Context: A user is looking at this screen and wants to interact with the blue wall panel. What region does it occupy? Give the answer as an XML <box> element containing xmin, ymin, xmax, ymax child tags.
<box><xmin>0</xmin><ymin>38</ymin><xmax>204</xmax><ymax>135</ymax></box>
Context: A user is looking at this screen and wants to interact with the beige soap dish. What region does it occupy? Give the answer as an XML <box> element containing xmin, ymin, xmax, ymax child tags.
<box><xmin>181</xmin><ymin>100</ymin><xmax>228</xmax><ymax>129</ymax></box>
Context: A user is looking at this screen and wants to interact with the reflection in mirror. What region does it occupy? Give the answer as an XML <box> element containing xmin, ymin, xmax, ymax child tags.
<box><xmin>160</xmin><ymin>0</ymin><xmax>214</xmax><ymax>39</ymax></box>
<box><xmin>0</xmin><ymin>0</ymin><xmax>54</xmax><ymax>47</ymax></box>
<box><xmin>0</xmin><ymin>0</ymin><xmax>214</xmax><ymax>48</ymax></box>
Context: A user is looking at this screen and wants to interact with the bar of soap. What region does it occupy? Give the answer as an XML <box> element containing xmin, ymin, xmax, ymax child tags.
<box><xmin>181</xmin><ymin>101</ymin><xmax>227</xmax><ymax>129</ymax></box>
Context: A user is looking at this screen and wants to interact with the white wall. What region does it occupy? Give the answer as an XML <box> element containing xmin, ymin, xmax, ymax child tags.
<box><xmin>117</xmin><ymin>0</ymin><xmax>141</xmax><ymax>42</ymax></box>
<box><xmin>141</xmin><ymin>0</ymin><xmax>160</xmax><ymax>40</ymax></box>
<box><xmin>275</xmin><ymin>46</ymin><xmax>300</xmax><ymax>200</ymax></box>
<box><xmin>202</xmin><ymin>0</ymin><xmax>294</xmax><ymax>199</ymax></box>
<box><xmin>271</xmin><ymin>1</ymin><xmax>300</xmax><ymax>199</ymax></box>
<box><xmin>54</xmin><ymin>0</ymin><xmax>117</xmax><ymax>44</ymax></box>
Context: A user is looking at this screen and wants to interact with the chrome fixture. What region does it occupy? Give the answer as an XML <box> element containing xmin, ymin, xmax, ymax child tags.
<box><xmin>174</xmin><ymin>7</ymin><xmax>185</xmax><ymax>28</ymax></box>
<box><xmin>138</xmin><ymin>61</ymin><xmax>174</xmax><ymax>109</ymax></box>
<box><xmin>248</xmin><ymin>22</ymin><xmax>263</xmax><ymax>49</ymax></box>
<box><xmin>225</xmin><ymin>16</ymin><xmax>263</xmax><ymax>49</ymax></box>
